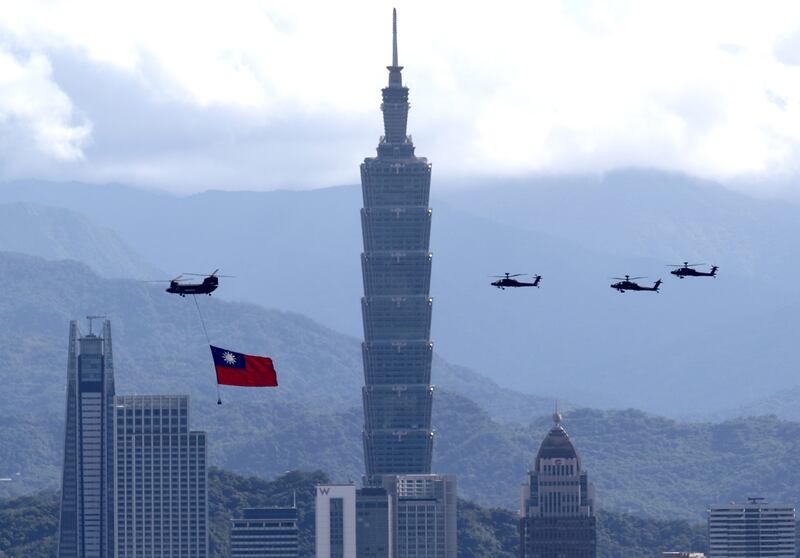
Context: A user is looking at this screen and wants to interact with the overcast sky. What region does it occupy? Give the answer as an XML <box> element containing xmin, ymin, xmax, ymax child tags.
<box><xmin>1</xmin><ymin>0</ymin><xmax>800</xmax><ymax>194</ymax></box>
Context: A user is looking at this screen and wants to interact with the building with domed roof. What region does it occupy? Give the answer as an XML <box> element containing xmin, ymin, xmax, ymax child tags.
<box><xmin>519</xmin><ymin>408</ymin><xmax>596</xmax><ymax>558</ymax></box>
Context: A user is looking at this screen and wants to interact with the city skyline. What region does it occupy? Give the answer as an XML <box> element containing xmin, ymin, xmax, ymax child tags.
<box><xmin>1</xmin><ymin>4</ymin><xmax>799</xmax><ymax>557</ymax></box>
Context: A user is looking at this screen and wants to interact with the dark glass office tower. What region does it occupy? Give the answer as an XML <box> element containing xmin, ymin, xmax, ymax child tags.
<box><xmin>360</xmin><ymin>9</ymin><xmax>435</xmax><ymax>486</ymax></box>
<box><xmin>58</xmin><ymin>319</ymin><xmax>116</xmax><ymax>558</ymax></box>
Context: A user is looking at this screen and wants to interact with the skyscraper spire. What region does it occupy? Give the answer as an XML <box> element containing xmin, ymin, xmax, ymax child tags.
<box><xmin>387</xmin><ymin>8</ymin><xmax>403</xmax><ymax>88</ymax></box>
<box><xmin>392</xmin><ymin>7</ymin><xmax>398</xmax><ymax>67</ymax></box>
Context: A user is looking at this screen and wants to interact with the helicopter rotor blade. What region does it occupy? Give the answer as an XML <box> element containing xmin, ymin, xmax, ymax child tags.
<box><xmin>182</xmin><ymin>273</ymin><xmax>236</xmax><ymax>278</ymax></box>
<box><xmin>668</xmin><ymin>263</ymin><xmax>704</xmax><ymax>267</ymax></box>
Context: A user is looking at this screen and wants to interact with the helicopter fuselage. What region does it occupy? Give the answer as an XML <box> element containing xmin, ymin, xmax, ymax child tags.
<box><xmin>670</xmin><ymin>267</ymin><xmax>717</xmax><ymax>278</ymax></box>
<box><xmin>166</xmin><ymin>278</ymin><xmax>218</xmax><ymax>297</ymax></box>
<box><xmin>491</xmin><ymin>276</ymin><xmax>541</xmax><ymax>290</ymax></box>
<box><xmin>611</xmin><ymin>280</ymin><xmax>661</xmax><ymax>293</ymax></box>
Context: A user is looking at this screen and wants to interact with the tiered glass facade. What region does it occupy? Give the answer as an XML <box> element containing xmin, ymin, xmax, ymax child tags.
<box><xmin>58</xmin><ymin>320</ymin><xmax>116</xmax><ymax>558</ymax></box>
<box><xmin>361</xmin><ymin>8</ymin><xmax>435</xmax><ymax>486</ymax></box>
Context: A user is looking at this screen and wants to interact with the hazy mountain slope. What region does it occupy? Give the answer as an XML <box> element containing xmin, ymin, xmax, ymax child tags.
<box><xmin>0</xmin><ymin>176</ymin><xmax>797</xmax><ymax>415</ymax></box>
<box><xmin>439</xmin><ymin>169</ymin><xmax>800</xmax><ymax>278</ymax></box>
<box><xmin>709</xmin><ymin>385</ymin><xmax>800</xmax><ymax>422</ymax></box>
<box><xmin>0</xmin><ymin>202</ymin><xmax>159</xmax><ymax>279</ymax></box>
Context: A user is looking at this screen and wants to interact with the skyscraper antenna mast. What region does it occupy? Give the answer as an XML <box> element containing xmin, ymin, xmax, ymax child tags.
<box><xmin>86</xmin><ymin>315</ymin><xmax>106</xmax><ymax>336</ymax></box>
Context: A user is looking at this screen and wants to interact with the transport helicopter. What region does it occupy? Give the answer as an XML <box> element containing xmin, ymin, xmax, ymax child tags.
<box><xmin>610</xmin><ymin>275</ymin><xmax>661</xmax><ymax>293</ymax></box>
<box><xmin>668</xmin><ymin>262</ymin><xmax>718</xmax><ymax>279</ymax></box>
<box><xmin>151</xmin><ymin>269</ymin><xmax>234</xmax><ymax>297</ymax></box>
<box><xmin>490</xmin><ymin>273</ymin><xmax>542</xmax><ymax>290</ymax></box>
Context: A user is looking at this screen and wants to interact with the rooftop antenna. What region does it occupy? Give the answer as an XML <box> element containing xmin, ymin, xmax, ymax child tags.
<box><xmin>293</xmin><ymin>489</ymin><xmax>297</xmax><ymax>509</ymax></box>
<box><xmin>552</xmin><ymin>400</ymin><xmax>562</xmax><ymax>426</ymax></box>
<box><xmin>86</xmin><ymin>315</ymin><xmax>106</xmax><ymax>336</ymax></box>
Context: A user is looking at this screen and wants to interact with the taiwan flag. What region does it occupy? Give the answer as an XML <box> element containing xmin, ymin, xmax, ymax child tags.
<box><xmin>210</xmin><ymin>345</ymin><xmax>278</xmax><ymax>387</ymax></box>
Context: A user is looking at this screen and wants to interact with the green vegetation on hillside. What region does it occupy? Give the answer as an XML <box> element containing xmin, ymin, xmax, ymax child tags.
<box><xmin>0</xmin><ymin>492</ymin><xmax>58</xmax><ymax>558</ymax></box>
<box><xmin>208</xmin><ymin>468</ymin><xmax>327</xmax><ymax>558</ymax></box>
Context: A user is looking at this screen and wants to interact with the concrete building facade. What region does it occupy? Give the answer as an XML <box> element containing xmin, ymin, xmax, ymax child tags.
<box><xmin>231</xmin><ymin>507</ymin><xmax>299</xmax><ymax>558</ymax></box>
<box><xmin>316</xmin><ymin>484</ymin><xmax>357</xmax><ymax>558</ymax></box>
<box><xmin>708</xmin><ymin>499</ymin><xmax>796</xmax><ymax>558</ymax></box>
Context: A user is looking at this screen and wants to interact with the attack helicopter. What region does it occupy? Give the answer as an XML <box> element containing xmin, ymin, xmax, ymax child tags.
<box><xmin>668</xmin><ymin>262</ymin><xmax>718</xmax><ymax>279</ymax></box>
<box><xmin>152</xmin><ymin>269</ymin><xmax>234</xmax><ymax>297</ymax></box>
<box><xmin>610</xmin><ymin>275</ymin><xmax>661</xmax><ymax>293</ymax></box>
<box><xmin>490</xmin><ymin>273</ymin><xmax>542</xmax><ymax>290</ymax></box>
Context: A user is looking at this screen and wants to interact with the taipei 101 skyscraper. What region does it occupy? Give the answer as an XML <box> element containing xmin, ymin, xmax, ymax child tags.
<box><xmin>360</xmin><ymin>9</ymin><xmax>435</xmax><ymax>485</ymax></box>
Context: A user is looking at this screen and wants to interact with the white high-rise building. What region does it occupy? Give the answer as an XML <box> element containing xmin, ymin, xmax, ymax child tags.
<box><xmin>315</xmin><ymin>484</ymin><xmax>357</xmax><ymax>558</ymax></box>
<box><xmin>113</xmin><ymin>395</ymin><xmax>208</xmax><ymax>557</ymax></box>
<box><xmin>708</xmin><ymin>499</ymin><xmax>795</xmax><ymax>558</ymax></box>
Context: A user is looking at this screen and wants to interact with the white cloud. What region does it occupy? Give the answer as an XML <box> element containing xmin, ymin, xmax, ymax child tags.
<box><xmin>1</xmin><ymin>0</ymin><xmax>800</xmax><ymax>191</ymax></box>
<box><xmin>0</xmin><ymin>48</ymin><xmax>90</xmax><ymax>160</ymax></box>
